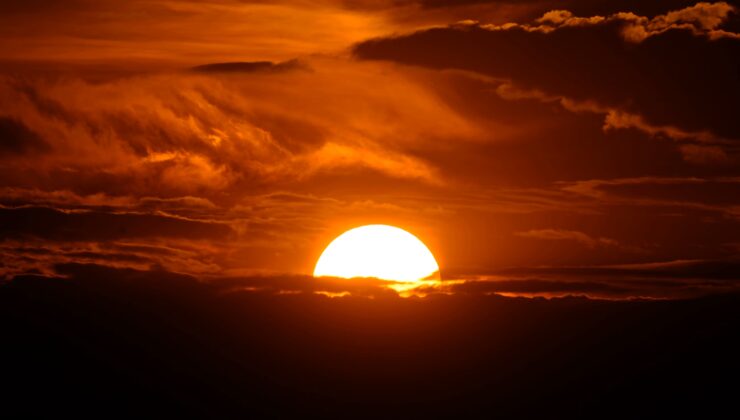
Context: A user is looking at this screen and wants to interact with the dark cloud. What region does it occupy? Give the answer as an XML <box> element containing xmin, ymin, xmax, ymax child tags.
<box><xmin>516</xmin><ymin>228</ymin><xmax>621</xmax><ymax>248</ymax></box>
<box><xmin>354</xmin><ymin>4</ymin><xmax>740</xmax><ymax>139</ymax></box>
<box><xmin>0</xmin><ymin>117</ymin><xmax>48</xmax><ymax>154</ymax></box>
<box><xmin>448</xmin><ymin>278</ymin><xmax>632</xmax><ymax>295</ymax></box>
<box><xmin>51</xmin><ymin>262</ymin><xmax>398</xmax><ymax>298</ymax></box>
<box><xmin>0</xmin><ymin>0</ymin><xmax>88</xmax><ymax>13</ymax></box>
<box><xmin>416</xmin><ymin>0</ymin><xmax>705</xmax><ymax>13</ymax></box>
<box><xmin>498</xmin><ymin>258</ymin><xmax>740</xmax><ymax>281</ymax></box>
<box><xmin>190</xmin><ymin>59</ymin><xmax>306</xmax><ymax>74</ymax></box>
<box><xmin>0</xmin><ymin>206</ymin><xmax>233</xmax><ymax>242</ymax></box>
<box><xmin>347</xmin><ymin>0</ymin><xmax>714</xmax><ymax>20</ymax></box>
<box><xmin>540</xmin><ymin>0</ymin><xmax>728</xmax><ymax>18</ymax></box>
<box><xmin>220</xmin><ymin>275</ymin><xmax>398</xmax><ymax>297</ymax></box>
<box><xmin>560</xmin><ymin>177</ymin><xmax>740</xmax><ymax>217</ymax></box>
<box><xmin>576</xmin><ymin>177</ymin><xmax>740</xmax><ymax>206</ymax></box>
<box><xmin>435</xmin><ymin>258</ymin><xmax>740</xmax><ymax>299</ymax></box>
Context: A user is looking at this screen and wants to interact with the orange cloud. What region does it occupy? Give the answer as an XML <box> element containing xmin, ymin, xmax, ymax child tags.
<box><xmin>0</xmin><ymin>58</ymin><xmax>481</xmax><ymax>197</ymax></box>
<box><xmin>0</xmin><ymin>1</ymin><xmax>396</xmax><ymax>65</ymax></box>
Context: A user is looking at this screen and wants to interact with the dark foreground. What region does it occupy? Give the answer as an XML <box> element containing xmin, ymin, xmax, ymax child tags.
<box><xmin>2</xmin><ymin>265</ymin><xmax>738</xmax><ymax>418</ymax></box>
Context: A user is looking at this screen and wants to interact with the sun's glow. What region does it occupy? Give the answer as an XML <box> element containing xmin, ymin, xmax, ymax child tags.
<box><xmin>314</xmin><ymin>224</ymin><xmax>440</xmax><ymax>282</ymax></box>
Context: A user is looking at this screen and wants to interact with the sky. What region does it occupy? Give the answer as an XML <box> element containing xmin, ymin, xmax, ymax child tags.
<box><xmin>1</xmin><ymin>0</ymin><xmax>739</xmax><ymax>299</ymax></box>
<box><xmin>2</xmin><ymin>1</ymin><xmax>740</xmax><ymax>417</ymax></box>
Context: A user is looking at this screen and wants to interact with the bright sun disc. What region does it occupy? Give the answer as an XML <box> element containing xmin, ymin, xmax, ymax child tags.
<box><xmin>313</xmin><ymin>224</ymin><xmax>439</xmax><ymax>282</ymax></box>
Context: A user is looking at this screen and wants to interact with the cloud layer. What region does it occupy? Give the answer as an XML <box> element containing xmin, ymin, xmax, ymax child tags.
<box><xmin>0</xmin><ymin>1</ymin><xmax>738</xmax><ymax>299</ymax></box>
<box><xmin>355</xmin><ymin>2</ymin><xmax>740</xmax><ymax>141</ymax></box>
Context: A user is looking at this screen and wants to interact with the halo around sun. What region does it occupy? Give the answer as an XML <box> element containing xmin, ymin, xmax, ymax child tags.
<box><xmin>313</xmin><ymin>224</ymin><xmax>439</xmax><ymax>282</ymax></box>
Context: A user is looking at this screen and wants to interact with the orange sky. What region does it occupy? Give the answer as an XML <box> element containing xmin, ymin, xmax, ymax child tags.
<box><xmin>1</xmin><ymin>0</ymin><xmax>739</xmax><ymax>299</ymax></box>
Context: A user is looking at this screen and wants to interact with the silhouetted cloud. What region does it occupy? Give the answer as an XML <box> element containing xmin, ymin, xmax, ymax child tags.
<box><xmin>190</xmin><ymin>59</ymin><xmax>306</xmax><ymax>73</ymax></box>
<box><xmin>498</xmin><ymin>258</ymin><xmax>740</xmax><ymax>281</ymax></box>
<box><xmin>413</xmin><ymin>0</ymin><xmax>707</xmax><ymax>14</ymax></box>
<box><xmin>355</xmin><ymin>3</ymin><xmax>740</xmax><ymax>140</ymax></box>
<box><xmin>439</xmin><ymin>258</ymin><xmax>740</xmax><ymax>298</ymax></box>
<box><xmin>0</xmin><ymin>206</ymin><xmax>233</xmax><ymax>242</ymax></box>
<box><xmin>447</xmin><ymin>278</ymin><xmax>633</xmax><ymax>296</ymax></box>
<box><xmin>560</xmin><ymin>176</ymin><xmax>740</xmax><ymax>218</ymax></box>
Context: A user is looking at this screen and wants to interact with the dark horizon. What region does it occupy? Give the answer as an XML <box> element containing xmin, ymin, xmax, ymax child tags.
<box><xmin>3</xmin><ymin>263</ymin><xmax>739</xmax><ymax>417</ymax></box>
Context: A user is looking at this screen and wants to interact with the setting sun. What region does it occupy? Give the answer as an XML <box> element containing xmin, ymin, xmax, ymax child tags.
<box><xmin>314</xmin><ymin>224</ymin><xmax>439</xmax><ymax>282</ymax></box>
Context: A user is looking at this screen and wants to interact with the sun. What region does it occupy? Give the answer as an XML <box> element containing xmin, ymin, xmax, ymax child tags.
<box><xmin>313</xmin><ymin>224</ymin><xmax>439</xmax><ymax>282</ymax></box>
